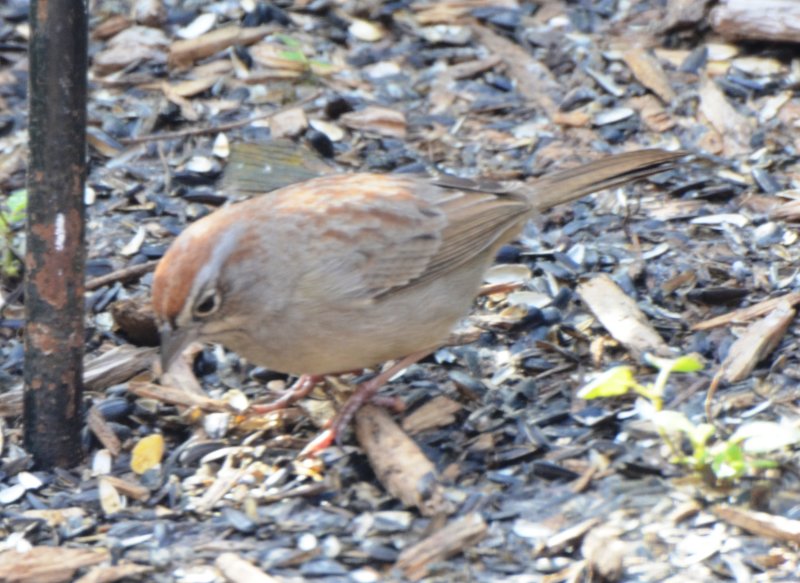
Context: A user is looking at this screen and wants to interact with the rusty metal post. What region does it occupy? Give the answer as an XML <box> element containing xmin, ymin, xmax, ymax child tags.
<box><xmin>24</xmin><ymin>0</ymin><xmax>88</xmax><ymax>468</ymax></box>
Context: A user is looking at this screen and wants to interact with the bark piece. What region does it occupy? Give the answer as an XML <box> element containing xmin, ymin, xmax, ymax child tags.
<box><xmin>622</xmin><ymin>50</ymin><xmax>676</xmax><ymax>104</ymax></box>
<box><xmin>93</xmin><ymin>26</ymin><xmax>168</xmax><ymax>75</ymax></box>
<box><xmin>542</xmin><ymin>517</ymin><xmax>600</xmax><ymax>555</ymax></box>
<box><xmin>169</xmin><ymin>25</ymin><xmax>273</xmax><ymax>68</ymax></box>
<box><xmin>394</xmin><ymin>513</ymin><xmax>487</xmax><ymax>581</ymax></box>
<box><xmin>699</xmin><ymin>77</ymin><xmax>752</xmax><ymax>157</ymax></box>
<box><xmin>712</xmin><ymin>504</ymin><xmax>800</xmax><ymax>543</ymax></box>
<box><xmin>577</xmin><ymin>274</ymin><xmax>669</xmax><ymax>359</ymax></box>
<box><xmin>73</xmin><ymin>563</ymin><xmax>152</xmax><ymax>583</ymax></box>
<box><xmin>355</xmin><ymin>404</ymin><xmax>452</xmax><ymax>516</ymax></box>
<box><xmin>269</xmin><ymin>107</ymin><xmax>308</xmax><ymax>138</ymax></box>
<box><xmin>719</xmin><ymin>301</ymin><xmax>795</xmax><ymax>383</ymax></box>
<box><xmin>99</xmin><ymin>475</ymin><xmax>150</xmax><ymax>502</ymax></box>
<box><xmin>127</xmin><ymin>382</ymin><xmax>230</xmax><ymax>413</ymax></box>
<box><xmin>86</xmin><ymin>406</ymin><xmax>122</xmax><ymax>456</ymax></box>
<box><xmin>711</xmin><ymin>0</ymin><xmax>800</xmax><ymax>43</ymax></box>
<box><xmin>630</xmin><ymin>94</ymin><xmax>675</xmax><ymax>132</ymax></box>
<box><xmin>0</xmin><ymin>547</ymin><xmax>108</xmax><ymax>583</ymax></box>
<box><xmin>692</xmin><ymin>292</ymin><xmax>800</xmax><ymax>331</ymax></box>
<box><xmin>110</xmin><ymin>299</ymin><xmax>159</xmax><ymax>346</ymax></box>
<box><xmin>215</xmin><ymin>553</ymin><xmax>282</xmax><ymax>583</ymax></box>
<box><xmin>401</xmin><ymin>396</ymin><xmax>463</xmax><ymax>435</ymax></box>
<box><xmin>85</xmin><ymin>346</ymin><xmax>157</xmax><ymax>391</ymax></box>
<box><xmin>581</xmin><ymin>524</ymin><xmax>627</xmax><ymax>582</ymax></box>
<box><xmin>665</xmin><ymin>0</ymin><xmax>714</xmax><ymax>29</ymax></box>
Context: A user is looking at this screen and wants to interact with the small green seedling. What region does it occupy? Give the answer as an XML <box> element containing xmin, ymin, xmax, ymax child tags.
<box><xmin>577</xmin><ymin>353</ymin><xmax>703</xmax><ymax>411</ymax></box>
<box><xmin>579</xmin><ymin>353</ymin><xmax>789</xmax><ymax>483</ymax></box>
<box><xmin>0</xmin><ymin>188</ymin><xmax>27</xmax><ymax>278</ymax></box>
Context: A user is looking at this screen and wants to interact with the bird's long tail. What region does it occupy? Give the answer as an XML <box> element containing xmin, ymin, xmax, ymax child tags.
<box><xmin>527</xmin><ymin>149</ymin><xmax>687</xmax><ymax>211</ymax></box>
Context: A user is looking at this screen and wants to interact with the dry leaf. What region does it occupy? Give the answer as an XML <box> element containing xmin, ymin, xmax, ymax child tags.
<box><xmin>130</xmin><ymin>433</ymin><xmax>165</xmax><ymax>474</ymax></box>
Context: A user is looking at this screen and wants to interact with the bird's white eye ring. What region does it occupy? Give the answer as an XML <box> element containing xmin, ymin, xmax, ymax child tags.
<box><xmin>193</xmin><ymin>289</ymin><xmax>221</xmax><ymax>318</ymax></box>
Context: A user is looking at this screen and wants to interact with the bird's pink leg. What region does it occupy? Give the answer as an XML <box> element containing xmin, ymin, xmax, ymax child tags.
<box><xmin>249</xmin><ymin>374</ymin><xmax>322</xmax><ymax>413</ymax></box>
<box><xmin>299</xmin><ymin>349</ymin><xmax>431</xmax><ymax>456</ymax></box>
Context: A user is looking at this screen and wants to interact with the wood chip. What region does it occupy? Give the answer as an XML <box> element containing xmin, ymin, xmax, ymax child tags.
<box><xmin>395</xmin><ymin>512</ymin><xmax>487</xmax><ymax>581</ymax></box>
<box><xmin>413</xmin><ymin>0</ymin><xmax>518</xmax><ymax>24</ymax></box>
<box><xmin>692</xmin><ymin>292</ymin><xmax>800</xmax><ymax>330</ymax></box>
<box><xmin>110</xmin><ymin>299</ymin><xmax>159</xmax><ymax>346</ymax></box>
<box><xmin>580</xmin><ymin>524</ymin><xmax>627</xmax><ymax>582</ymax></box>
<box><xmin>215</xmin><ymin>553</ymin><xmax>281</xmax><ymax>583</ymax></box>
<box><xmin>269</xmin><ymin>107</ymin><xmax>308</xmax><ymax>138</ymax></box>
<box><xmin>355</xmin><ymin>405</ymin><xmax>453</xmax><ymax>517</ymax></box>
<box><xmin>127</xmin><ymin>381</ymin><xmax>230</xmax><ymax>413</ymax></box>
<box><xmin>340</xmin><ymin>106</ymin><xmax>406</xmax><ymax>138</ymax></box>
<box><xmin>93</xmin><ymin>26</ymin><xmax>168</xmax><ymax>75</ymax></box>
<box><xmin>711</xmin><ymin>504</ymin><xmax>800</xmax><ymax>543</ymax></box>
<box><xmin>622</xmin><ymin>50</ymin><xmax>676</xmax><ymax>103</ymax></box>
<box><xmin>168</xmin><ymin>25</ymin><xmax>273</xmax><ymax>69</ymax></box>
<box><xmin>541</xmin><ymin>517</ymin><xmax>600</xmax><ymax>555</ymax></box>
<box><xmin>719</xmin><ymin>300</ymin><xmax>795</xmax><ymax>383</ymax></box>
<box><xmin>85</xmin><ymin>346</ymin><xmax>158</xmax><ymax>392</ymax></box>
<box><xmin>195</xmin><ymin>461</ymin><xmax>251</xmax><ymax>513</ymax></box>
<box><xmin>699</xmin><ymin>76</ymin><xmax>752</xmax><ymax>157</ymax></box>
<box><xmin>87</xmin><ymin>406</ymin><xmax>122</xmax><ymax>456</ymax></box>
<box><xmin>629</xmin><ymin>94</ymin><xmax>675</xmax><ymax>132</ymax></box>
<box><xmin>710</xmin><ymin>0</ymin><xmax>800</xmax><ymax>43</ymax></box>
<box><xmin>576</xmin><ymin>274</ymin><xmax>670</xmax><ymax>359</ymax></box>
<box><xmin>73</xmin><ymin>563</ymin><xmax>153</xmax><ymax>583</ymax></box>
<box><xmin>664</xmin><ymin>0</ymin><xmax>714</xmax><ymax>28</ymax></box>
<box><xmin>163</xmin><ymin>76</ymin><xmax>219</xmax><ymax>99</ymax></box>
<box><xmin>401</xmin><ymin>396</ymin><xmax>463</xmax><ymax>435</ymax></box>
<box><xmin>769</xmin><ymin>198</ymin><xmax>800</xmax><ymax>222</ymax></box>
<box><xmin>99</xmin><ymin>475</ymin><xmax>150</xmax><ymax>502</ymax></box>
<box><xmin>0</xmin><ymin>547</ymin><xmax>109</xmax><ymax>583</ymax></box>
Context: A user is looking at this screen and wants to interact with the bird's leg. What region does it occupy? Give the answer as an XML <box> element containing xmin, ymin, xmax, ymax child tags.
<box><xmin>249</xmin><ymin>374</ymin><xmax>322</xmax><ymax>413</ymax></box>
<box><xmin>299</xmin><ymin>349</ymin><xmax>431</xmax><ymax>456</ymax></box>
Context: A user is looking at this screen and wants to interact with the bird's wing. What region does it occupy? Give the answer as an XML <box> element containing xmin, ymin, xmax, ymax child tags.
<box><xmin>274</xmin><ymin>173</ymin><xmax>528</xmax><ymax>302</ymax></box>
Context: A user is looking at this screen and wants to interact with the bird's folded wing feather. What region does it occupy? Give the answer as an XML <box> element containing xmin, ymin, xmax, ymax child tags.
<box><xmin>289</xmin><ymin>177</ymin><xmax>528</xmax><ymax>302</ymax></box>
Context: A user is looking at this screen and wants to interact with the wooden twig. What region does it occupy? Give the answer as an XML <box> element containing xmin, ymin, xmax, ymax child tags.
<box><xmin>355</xmin><ymin>404</ymin><xmax>453</xmax><ymax>517</ymax></box>
<box><xmin>86</xmin><ymin>260</ymin><xmax>159</xmax><ymax>290</ymax></box>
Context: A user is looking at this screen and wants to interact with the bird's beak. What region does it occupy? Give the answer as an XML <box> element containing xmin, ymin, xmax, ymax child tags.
<box><xmin>160</xmin><ymin>325</ymin><xmax>196</xmax><ymax>373</ymax></box>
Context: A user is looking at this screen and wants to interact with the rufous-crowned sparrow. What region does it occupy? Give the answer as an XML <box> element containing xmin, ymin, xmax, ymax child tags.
<box><xmin>152</xmin><ymin>145</ymin><xmax>684</xmax><ymax>451</ymax></box>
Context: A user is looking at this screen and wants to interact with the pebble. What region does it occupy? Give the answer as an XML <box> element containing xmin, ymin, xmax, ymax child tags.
<box><xmin>372</xmin><ymin>510</ymin><xmax>414</xmax><ymax>533</ymax></box>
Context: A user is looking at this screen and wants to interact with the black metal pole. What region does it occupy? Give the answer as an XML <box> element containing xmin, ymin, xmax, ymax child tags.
<box><xmin>24</xmin><ymin>0</ymin><xmax>88</xmax><ymax>468</ymax></box>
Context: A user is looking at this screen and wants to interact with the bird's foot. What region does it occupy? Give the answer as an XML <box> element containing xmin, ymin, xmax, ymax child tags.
<box><xmin>298</xmin><ymin>350</ymin><xmax>428</xmax><ymax>457</ymax></box>
<box><xmin>249</xmin><ymin>374</ymin><xmax>321</xmax><ymax>414</ymax></box>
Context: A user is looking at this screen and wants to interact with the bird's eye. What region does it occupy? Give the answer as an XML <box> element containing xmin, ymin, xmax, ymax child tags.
<box><xmin>193</xmin><ymin>289</ymin><xmax>220</xmax><ymax>318</ymax></box>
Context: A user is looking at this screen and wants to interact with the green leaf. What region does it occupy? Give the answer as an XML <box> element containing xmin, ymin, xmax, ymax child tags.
<box><xmin>578</xmin><ymin>366</ymin><xmax>637</xmax><ymax>399</ymax></box>
<box><xmin>6</xmin><ymin>189</ymin><xmax>27</xmax><ymax>224</ymax></box>
<box><xmin>644</xmin><ymin>352</ymin><xmax>704</xmax><ymax>373</ymax></box>
<box><xmin>669</xmin><ymin>353</ymin><xmax>705</xmax><ymax>373</ymax></box>
<box><xmin>711</xmin><ymin>442</ymin><xmax>746</xmax><ymax>480</ymax></box>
